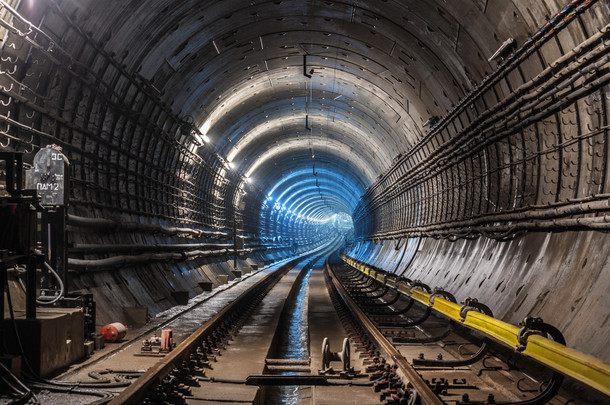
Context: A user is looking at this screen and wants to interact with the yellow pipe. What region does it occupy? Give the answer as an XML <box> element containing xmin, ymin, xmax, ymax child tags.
<box><xmin>341</xmin><ymin>254</ymin><xmax>610</xmax><ymax>396</ymax></box>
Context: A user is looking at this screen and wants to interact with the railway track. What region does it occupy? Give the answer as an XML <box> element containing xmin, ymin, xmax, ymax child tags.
<box><xmin>331</xmin><ymin>255</ymin><xmax>610</xmax><ymax>404</ymax></box>
<box><xmin>109</xmin><ymin>255</ymin><xmax>390</xmax><ymax>404</ymax></box>
<box><xmin>108</xmin><ymin>257</ymin><xmax>302</xmax><ymax>404</ymax></box>
<box><xmin>99</xmin><ymin>252</ymin><xmax>608</xmax><ymax>405</ymax></box>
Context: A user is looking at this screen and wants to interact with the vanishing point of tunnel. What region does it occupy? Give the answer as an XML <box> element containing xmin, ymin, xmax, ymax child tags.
<box><xmin>1</xmin><ymin>0</ymin><xmax>610</xmax><ymax>404</ymax></box>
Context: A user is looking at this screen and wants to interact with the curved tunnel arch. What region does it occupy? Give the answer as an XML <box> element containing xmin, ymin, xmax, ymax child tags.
<box><xmin>1</xmin><ymin>0</ymin><xmax>610</xmax><ymax>365</ymax></box>
<box><xmin>266</xmin><ymin>167</ymin><xmax>366</xmax><ymax>201</ymax></box>
<box><xmin>241</xmin><ymin>137</ymin><xmax>378</xmax><ymax>182</ymax></box>
<box><xmin>277</xmin><ymin>172</ymin><xmax>362</xmax><ymax>208</ymax></box>
<box><xmin>220</xmin><ymin>97</ymin><xmax>403</xmax><ymax>170</ymax></box>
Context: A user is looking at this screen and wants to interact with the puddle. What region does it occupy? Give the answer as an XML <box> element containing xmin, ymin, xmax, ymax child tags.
<box><xmin>265</xmin><ymin>262</ymin><xmax>313</xmax><ymax>404</ymax></box>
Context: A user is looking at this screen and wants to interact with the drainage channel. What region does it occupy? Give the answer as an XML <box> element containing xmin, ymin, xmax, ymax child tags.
<box><xmin>262</xmin><ymin>260</ymin><xmax>314</xmax><ymax>404</ymax></box>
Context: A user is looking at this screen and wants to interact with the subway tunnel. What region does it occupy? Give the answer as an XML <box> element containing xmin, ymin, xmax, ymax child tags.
<box><xmin>1</xmin><ymin>0</ymin><xmax>610</xmax><ymax>403</ymax></box>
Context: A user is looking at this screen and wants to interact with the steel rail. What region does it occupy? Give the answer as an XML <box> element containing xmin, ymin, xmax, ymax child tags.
<box><xmin>342</xmin><ymin>255</ymin><xmax>610</xmax><ymax>396</ymax></box>
<box><xmin>325</xmin><ymin>262</ymin><xmax>444</xmax><ymax>405</ymax></box>
<box><xmin>108</xmin><ymin>258</ymin><xmax>300</xmax><ymax>405</ymax></box>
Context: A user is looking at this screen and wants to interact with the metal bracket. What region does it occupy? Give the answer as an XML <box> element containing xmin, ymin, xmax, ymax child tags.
<box><xmin>409</xmin><ymin>280</ymin><xmax>431</xmax><ymax>294</ymax></box>
<box><xmin>516</xmin><ymin>317</ymin><xmax>566</xmax><ymax>352</ymax></box>
<box><xmin>429</xmin><ymin>287</ymin><xmax>457</xmax><ymax>306</ymax></box>
<box><xmin>459</xmin><ymin>297</ymin><xmax>494</xmax><ymax>321</ymax></box>
<box><xmin>321</xmin><ymin>337</ymin><xmax>351</xmax><ymax>372</ymax></box>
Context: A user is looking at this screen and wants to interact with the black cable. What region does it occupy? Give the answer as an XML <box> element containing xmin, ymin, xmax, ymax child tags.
<box><xmin>0</xmin><ymin>361</ymin><xmax>39</xmax><ymax>404</ymax></box>
<box><xmin>26</xmin><ymin>381</ymin><xmax>115</xmax><ymax>402</ymax></box>
<box><xmin>195</xmin><ymin>374</ymin><xmax>384</xmax><ymax>386</ymax></box>
<box><xmin>4</xmin><ymin>273</ymin><xmax>40</xmax><ymax>378</ymax></box>
<box><xmin>195</xmin><ymin>376</ymin><xmax>247</xmax><ymax>384</ymax></box>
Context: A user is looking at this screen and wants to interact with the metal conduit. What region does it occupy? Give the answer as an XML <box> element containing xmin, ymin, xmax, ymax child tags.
<box><xmin>354</xmin><ymin>22</ymin><xmax>610</xmax><ymax>239</ymax></box>
<box><xmin>66</xmin><ymin>214</ymin><xmax>230</xmax><ymax>238</ymax></box>
<box><xmin>67</xmin><ymin>248</ymin><xmax>262</xmax><ymax>272</ymax></box>
<box><xmin>378</xmin><ymin>27</ymin><xmax>609</xmax><ymax>200</ymax></box>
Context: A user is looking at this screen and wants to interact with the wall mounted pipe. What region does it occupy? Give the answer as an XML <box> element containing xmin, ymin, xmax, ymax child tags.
<box><xmin>0</xmin><ymin>2</ymin><xmax>241</xmax><ymax>233</ymax></box>
<box><xmin>69</xmin><ymin>242</ymin><xmax>234</xmax><ymax>253</ymax></box>
<box><xmin>67</xmin><ymin>248</ymin><xmax>256</xmax><ymax>272</ymax></box>
<box><xmin>363</xmin><ymin>194</ymin><xmax>610</xmax><ymax>237</ymax></box>
<box><xmin>363</xmin><ymin>61</ymin><xmax>610</xmax><ymax>217</ymax></box>
<box><xmin>355</xmin><ymin>20</ymin><xmax>610</xmax><ymax>241</ymax></box>
<box><xmin>365</xmin><ymin>211</ymin><xmax>610</xmax><ymax>240</ymax></box>
<box><xmin>67</xmin><ymin>214</ymin><xmax>230</xmax><ymax>239</ymax></box>
<box><xmin>368</xmin><ymin>0</ymin><xmax>601</xmax><ymax>196</ymax></box>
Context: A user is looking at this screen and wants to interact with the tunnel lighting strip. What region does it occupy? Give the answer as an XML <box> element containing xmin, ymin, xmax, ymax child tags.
<box><xmin>341</xmin><ymin>255</ymin><xmax>610</xmax><ymax>396</ymax></box>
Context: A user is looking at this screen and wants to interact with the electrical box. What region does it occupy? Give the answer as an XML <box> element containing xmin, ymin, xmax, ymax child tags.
<box><xmin>25</xmin><ymin>145</ymin><xmax>68</xmax><ymax>206</ymax></box>
<box><xmin>235</xmin><ymin>236</ymin><xmax>244</xmax><ymax>250</ymax></box>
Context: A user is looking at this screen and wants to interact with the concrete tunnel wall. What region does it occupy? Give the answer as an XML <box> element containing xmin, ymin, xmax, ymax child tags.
<box><xmin>347</xmin><ymin>232</ymin><xmax>610</xmax><ymax>363</ymax></box>
<box><xmin>0</xmin><ymin>0</ymin><xmax>609</xmax><ymax>363</ymax></box>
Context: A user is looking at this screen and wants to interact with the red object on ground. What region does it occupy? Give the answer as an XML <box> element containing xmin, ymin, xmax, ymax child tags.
<box><xmin>100</xmin><ymin>322</ymin><xmax>127</xmax><ymax>342</ymax></box>
<box><xmin>161</xmin><ymin>329</ymin><xmax>173</xmax><ymax>351</ymax></box>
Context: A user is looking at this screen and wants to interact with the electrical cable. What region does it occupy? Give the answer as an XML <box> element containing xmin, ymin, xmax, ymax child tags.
<box><xmin>2</xmin><ymin>279</ymin><xmax>40</xmax><ymax>404</ymax></box>
<box><xmin>36</xmin><ymin>262</ymin><xmax>64</xmax><ymax>305</ymax></box>
<box><xmin>195</xmin><ymin>374</ymin><xmax>383</xmax><ymax>386</ymax></box>
<box><xmin>10</xmin><ymin>263</ymin><xmax>64</xmax><ymax>305</ymax></box>
<box><xmin>25</xmin><ymin>381</ymin><xmax>115</xmax><ymax>404</ymax></box>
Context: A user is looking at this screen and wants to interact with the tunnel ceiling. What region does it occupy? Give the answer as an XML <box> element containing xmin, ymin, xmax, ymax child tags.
<box><xmin>66</xmin><ymin>0</ymin><xmax>533</xmax><ymax>219</ymax></box>
<box><xmin>1</xmin><ymin>0</ymin><xmax>607</xmax><ymax>237</ymax></box>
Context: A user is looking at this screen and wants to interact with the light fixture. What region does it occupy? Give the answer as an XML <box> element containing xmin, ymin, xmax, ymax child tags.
<box><xmin>488</xmin><ymin>38</ymin><xmax>515</xmax><ymax>62</ymax></box>
<box><xmin>199</xmin><ymin>120</ymin><xmax>212</xmax><ymax>136</ymax></box>
<box><xmin>422</xmin><ymin>116</ymin><xmax>439</xmax><ymax>128</ymax></box>
<box><xmin>192</xmin><ymin>132</ymin><xmax>211</xmax><ymax>146</ymax></box>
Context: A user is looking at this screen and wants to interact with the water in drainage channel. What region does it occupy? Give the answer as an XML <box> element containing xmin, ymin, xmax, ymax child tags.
<box><xmin>262</xmin><ymin>260</ymin><xmax>315</xmax><ymax>404</ymax></box>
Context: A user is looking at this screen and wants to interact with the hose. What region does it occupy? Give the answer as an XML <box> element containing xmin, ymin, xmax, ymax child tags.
<box><xmin>0</xmin><ymin>362</ymin><xmax>40</xmax><ymax>404</ymax></box>
<box><xmin>66</xmin><ymin>214</ymin><xmax>229</xmax><ymax>238</ymax></box>
<box><xmin>10</xmin><ymin>263</ymin><xmax>65</xmax><ymax>305</ymax></box>
<box><xmin>36</xmin><ymin>262</ymin><xmax>64</xmax><ymax>305</ymax></box>
<box><xmin>67</xmin><ymin>248</ymin><xmax>244</xmax><ymax>272</ymax></box>
<box><xmin>26</xmin><ymin>381</ymin><xmax>115</xmax><ymax>404</ymax></box>
<box><xmin>195</xmin><ymin>374</ymin><xmax>384</xmax><ymax>386</ymax></box>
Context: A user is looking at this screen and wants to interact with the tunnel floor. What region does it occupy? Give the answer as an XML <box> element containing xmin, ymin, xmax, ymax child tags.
<box><xmin>3</xmin><ymin>252</ymin><xmax>603</xmax><ymax>404</ymax></box>
<box><xmin>45</xmin><ymin>263</ymin><xmax>281</xmax><ymax>404</ymax></box>
<box><xmin>41</xmin><ymin>257</ymin><xmax>380</xmax><ymax>404</ymax></box>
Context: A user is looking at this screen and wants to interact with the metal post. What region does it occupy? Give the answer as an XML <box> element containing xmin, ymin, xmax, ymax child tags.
<box><xmin>233</xmin><ymin>220</ymin><xmax>237</xmax><ymax>270</ymax></box>
<box><xmin>26</xmin><ymin>253</ymin><xmax>36</xmax><ymax>319</ymax></box>
<box><xmin>0</xmin><ymin>253</ymin><xmax>7</xmax><ymax>353</ymax></box>
<box><xmin>42</xmin><ymin>207</ymin><xmax>67</xmax><ymax>290</ymax></box>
